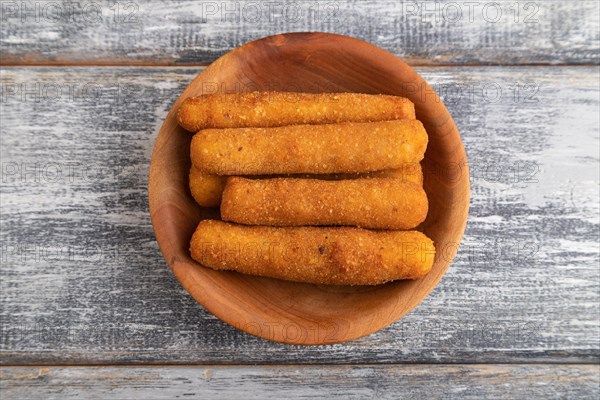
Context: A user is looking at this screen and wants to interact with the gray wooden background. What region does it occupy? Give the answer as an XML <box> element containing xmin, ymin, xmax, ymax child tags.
<box><xmin>1</xmin><ymin>1</ymin><xmax>599</xmax><ymax>398</ymax></box>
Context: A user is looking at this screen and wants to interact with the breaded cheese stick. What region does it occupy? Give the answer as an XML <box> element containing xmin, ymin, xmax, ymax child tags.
<box><xmin>189</xmin><ymin>167</ymin><xmax>226</xmax><ymax>208</ymax></box>
<box><xmin>178</xmin><ymin>92</ymin><xmax>416</xmax><ymax>131</ymax></box>
<box><xmin>221</xmin><ymin>177</ymin><xmax>428</xmax><ymax>229</ymax></box>
<box><xmin>189</xmin><ymin>163</ymin><xmax>423</xmax><ymax>208</ymax></box>
<box><xmin>191</xmin><ymin>120</ymin><xmax>428</xmax><ymax>175</ymax></box>
<box><xmin>190</xmin><ymin>220</ymin><xmax>435</xmax><ymax>285</ymax></box>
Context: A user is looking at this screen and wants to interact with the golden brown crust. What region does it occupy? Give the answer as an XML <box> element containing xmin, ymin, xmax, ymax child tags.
<box><xmin>191</xmin><ymin>120</ymin><xmax>428</xmax><ymax>175</ymax></box>
<box><xmin>221</xmin><ymin>177</ymin><xmax>428</xmax><ymax>230</ymax></box>
<box><xmin>190</xmin><ymin>220</ymin><xmax>435</xmax><ymax>285</ymax></box>
<box><xmin>177</xmin><ymin>92</ymin><xmax>416</xmax><ymax>132</ymax></box>
<box><xmin>189</xmin><ymin>167</ymin><xmax>226</xmax><ymax>208</ymax></box>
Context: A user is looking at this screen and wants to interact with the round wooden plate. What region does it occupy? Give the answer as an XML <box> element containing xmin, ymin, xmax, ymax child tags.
<box><xmin>148</xmin><ymin>32</ymin><xmax>470</xmax><ymax>345</ymax></box>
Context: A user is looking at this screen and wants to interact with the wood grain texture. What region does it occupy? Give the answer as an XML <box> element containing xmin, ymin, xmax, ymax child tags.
<box><xmin>1</xmin><ymin>0</ymin><xmax>598</xmax><ymax>66</ymax></box>
<box><xmin>1</xmin><ymin>365</ymin><xmax>599</xmax><ymax>399</ymax></box>
<box><xmin>0</xmin><ymin>65</ymin><xmax>598</xmax><ymax>362</ymax></box>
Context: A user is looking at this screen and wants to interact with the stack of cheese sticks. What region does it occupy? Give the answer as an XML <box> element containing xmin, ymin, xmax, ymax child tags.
<box><xmin>178</xmin><ymin>92</ymin><xmax>435</xmax><ymax>285</ymax></box>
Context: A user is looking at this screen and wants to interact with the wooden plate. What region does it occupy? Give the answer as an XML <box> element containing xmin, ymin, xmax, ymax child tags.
<box><xmin>148</xmin><ymin>32</ymin><xmax>470</xmax><ymax>345</ymax></box>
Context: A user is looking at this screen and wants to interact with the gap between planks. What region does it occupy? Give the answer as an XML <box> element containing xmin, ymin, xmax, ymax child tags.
<box><xmin>2</xmin><ymin>62</ymin><xmax>600</xmax><ymax>68</ymax></box>
<box><xmin>2</xmin><ymin>361</ymin><xmax>600</xmax><ymax>367</ymax></box>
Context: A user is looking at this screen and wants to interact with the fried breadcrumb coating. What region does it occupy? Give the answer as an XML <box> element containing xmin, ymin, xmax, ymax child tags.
<box><xmin>190</xmin><ymin>220</ymin><xmax>435</xmax><ymax>285</ymax></box>
<box><xmin>221</xmin><ymin>177</ymin><xmax>428</xmax><ymax>229</ymax></box>
<box><xmin>178</xmin><ymin>92</ymin><xmax>415</xmax><ymax>131</ymax></box>
<box><xmin>191</xmin><ymin>120</ymin><xmax>428</xmax><ymax>175</ymax></box>
<box><xmin>189</xmin><ymin>167</ymin><xmax>226</xmax><ymax>207</ymax></box>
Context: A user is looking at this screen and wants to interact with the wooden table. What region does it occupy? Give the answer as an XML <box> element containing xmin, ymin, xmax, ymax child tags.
<box><xmin>1</xmin><ymin>1</ymin><xmax>599</xmax><ymax>398</ymax></box>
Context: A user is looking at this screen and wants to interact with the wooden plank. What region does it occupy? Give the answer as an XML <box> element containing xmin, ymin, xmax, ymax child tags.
<box><xmin>0</xmin><ymin>66</ymin><xmax>598</xmax><ymax>364</ymax></box>
<box><xmin>1</xmin><ymin>1</ymin><xmax>598</xmax><ymax>66</ymax></box>
<box><xmin>1</xmin><ymin>365</ymin><xmax>599</xmax><ymax>399</ymax></box>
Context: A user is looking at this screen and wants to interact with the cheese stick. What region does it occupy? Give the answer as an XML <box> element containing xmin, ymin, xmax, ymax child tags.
<box><xmin>191</xmin><ymin>120</ymin><xmax>428</xmax><ymax>175</ymax></box>
<box><xmin>190</xmin><ymin>220</ymin><xmax>435</xmax><ymax>285</ymax></box>
<box><xmin>221</xmin><ymin>177</ymin><xmax>428</xmax><ymax>229</ymax></box>
<box><xmin>178</xmin><ymin>92</ymin><xmax>415</xmax><ymax>131</ymax></box>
